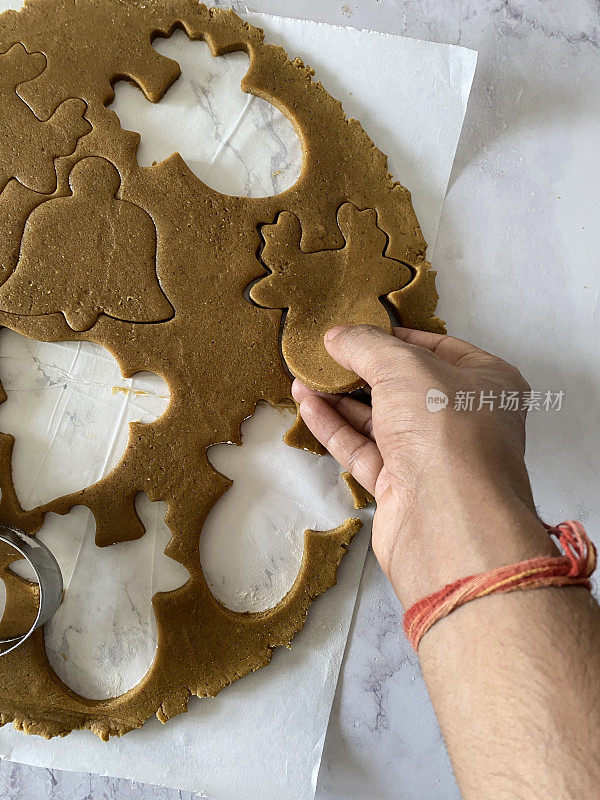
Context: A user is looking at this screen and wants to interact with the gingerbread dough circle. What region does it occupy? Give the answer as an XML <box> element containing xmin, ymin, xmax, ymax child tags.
<box><xmin>0</xmin><ymin>0</ymin><xmax>443</xmax><ymax>740</ymax></box>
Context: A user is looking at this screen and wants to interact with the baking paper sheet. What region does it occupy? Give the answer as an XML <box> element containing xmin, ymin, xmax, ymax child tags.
<box><xmin>0</xmin><ymin>5</ymin><xmax>477</xmax><ymax>798</ymax></box>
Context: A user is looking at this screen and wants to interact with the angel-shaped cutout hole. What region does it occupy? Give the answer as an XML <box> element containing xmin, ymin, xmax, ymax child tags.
<box><xmin>109</xmin><ymin>29</ymin><xmax>302</xmax><ymax>197</ymax></box>
<box><xmin>0</xmin><ymin>329</ymin><xmax>170</xmax><ymax>510</ymax></box>
<box><xmin>7</xmin><ymin>497</ymin><xmax>189</xmax><ymax>699</ymax></box>
<box><xmin>200</xmin><ymin>402</ymin><xmax>353</xmax><ymax>612</ymax></box>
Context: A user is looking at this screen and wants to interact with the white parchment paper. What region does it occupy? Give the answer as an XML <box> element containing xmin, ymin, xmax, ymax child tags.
<box><xmin>0</xmin><ymin>6</ymin><xmax>477</xmax><ymax>799</ymax></box>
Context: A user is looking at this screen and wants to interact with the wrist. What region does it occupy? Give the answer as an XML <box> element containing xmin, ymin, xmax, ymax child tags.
<box><xmin>380</xmin><ymin>480</ymin><xmax>556</xmax><ymax>609</ymax></box>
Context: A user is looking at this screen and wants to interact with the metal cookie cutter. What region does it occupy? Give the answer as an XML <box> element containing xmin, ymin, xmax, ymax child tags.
<box><xmin>0</xmin><ymin>524</ymin><xmax>63</xmax><ymax>656</ymax></box>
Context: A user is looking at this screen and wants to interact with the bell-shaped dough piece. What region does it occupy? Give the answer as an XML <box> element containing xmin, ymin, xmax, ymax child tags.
<box><xmin>0</xmin><ymin>157</ymin><xmax>174</xmax><ymax>331</ymax></box>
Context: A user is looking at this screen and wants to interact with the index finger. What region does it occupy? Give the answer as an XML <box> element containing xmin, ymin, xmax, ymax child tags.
<box><xmin>392</xmin><ymin>327</ymin><xmax>499</xmax><ymax>368</ymax></box>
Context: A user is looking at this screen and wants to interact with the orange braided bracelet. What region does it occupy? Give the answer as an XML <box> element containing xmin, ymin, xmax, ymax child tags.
<box><xmin>403</xmin><ymin>520</ymin><xmax>597</xmax><ymax>651</ymax></box>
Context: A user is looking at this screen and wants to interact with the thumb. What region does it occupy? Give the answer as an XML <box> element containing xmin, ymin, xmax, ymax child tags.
<box><xmin>324</xmin><ymin>325</ymin><xmax>408</xmax><ymax>387</ymax></box>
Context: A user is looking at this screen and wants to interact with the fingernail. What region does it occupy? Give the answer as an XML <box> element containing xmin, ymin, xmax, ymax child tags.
<box><xmin>297</xmin><ymin>396</ymin><xmax>315</xmax><ymax>416</ymax></box>
<box><xmin>325</xmin><ymin>325</ymin><xmax>349</xmax><ymax>342</ymax></box>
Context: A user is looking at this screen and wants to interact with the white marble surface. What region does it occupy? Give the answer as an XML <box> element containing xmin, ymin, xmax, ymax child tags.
<box><xmin>2</xmin><ymin>0</ymin><xmax>599</xmax><ymax>798</ymax></box>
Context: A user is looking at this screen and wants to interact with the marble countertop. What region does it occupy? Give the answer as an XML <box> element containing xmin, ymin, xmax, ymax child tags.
<box><xmin>2</xmin><ymin>1</ymin><xmax>599</xmax><ymax>798</ymax></box>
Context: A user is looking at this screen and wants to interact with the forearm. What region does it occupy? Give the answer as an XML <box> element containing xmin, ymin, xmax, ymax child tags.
<box><xmin>293</xmin><ymin>325</ymin><xmax>600</xmax><ymax>795</ymax></box>
<box><xmin>389</xmin><ymin>504</ymin><xmax>600</xmax><ymax>800</ymax></box>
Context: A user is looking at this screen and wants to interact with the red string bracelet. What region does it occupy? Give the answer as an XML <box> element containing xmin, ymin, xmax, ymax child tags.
<box><xmin>403</xmin><ymin>520</ymin><xmax>597</xmax><ymax>651</ymax></box>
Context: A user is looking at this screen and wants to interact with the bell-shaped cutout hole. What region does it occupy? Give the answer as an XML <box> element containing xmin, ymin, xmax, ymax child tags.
<box><xmin>200</xmin><ymin>402</ymin><xmax>352</xmax><ymax>612</ymax></box>
<box><xmin>109</xmin><ymin>30</ymin><xmax>303</xmax><ymax>197</ymax></box>
<box><xmin>0</xmin><ymin>329</ymin><xmax>170</xmax><ymax>510</ymax></box>
<box><xmin>9</xmin><ymin>497</ymin><xmax>189</xmax><ymax>699</ymax></box>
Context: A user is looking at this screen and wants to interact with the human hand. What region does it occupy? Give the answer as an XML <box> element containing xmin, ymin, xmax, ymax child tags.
<box><xmin>292</xmin><ymin>325</ymin><xmax>553</xmax><ymax>605</ymax></box>
<box><xmin>293</xmin><ymin>325</ymin><xmax>600</xmax><ymax>800</ymax></box>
